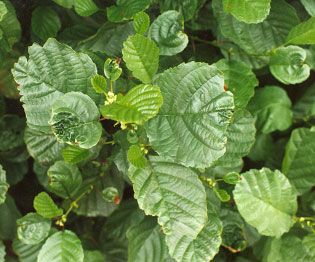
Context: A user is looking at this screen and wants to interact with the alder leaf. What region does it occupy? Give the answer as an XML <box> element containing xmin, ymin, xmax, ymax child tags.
<box><xmin>233</xmin><ymin>168</ymin><xmax>297</xmax><ymax>238</ymax></box>
<box><xmin>128</xmin><ymin>156</ymin><xmax>207</xmax><ymax>261</ymax></box>
<box><xmin>33</xmin><ymin>192</ymin><xmax>63</xmax><ymax>219</ymax></box>
<box><xmin>146</xmin><ymin>62</ymin><xmax>234</xmax><ymax>168</ymax></box>
<box><xmin>62</xmin><ymin>145</ymin><xmax>90</xmax><ymax>164</ymax></box>
<box><xmin>133</xmin><ymin>11</ymin><xmax>150</xmax><ymax>35</ymax></box>
<box><xmin>47</xmin><ymin>161</ymin><xmax>82</xmax><ymax>199</ymax></box>
<box><xmin>49</xmin><ymin>92</ymin><xmax>102</xmax><ymax>149</ymax></box>
<box><xmin>100</xmin><ymin>84</ymin><xmax>163</xmax><ymax>125</ymax></box>
<box><xmin>269</xmin><ymin>46</ymin><xmax>310</xmax><ymax>84</ymax></box>
<box><xmin>301</xmin><ymin>0</ymin><xmax>315</xmax><ymax>16</ymax></box>
<box><xmin>127</xmin><ymin>145</ymin><xmax>147</xmax><ymax>168</ymax></box>
<box><xmin>159</xmin><ymin>0</ymin><xmax>199</xmax><ymax>21</ymax></box>
<box><xmin>122</xmin><ymin>34</ymin><xmax>159</xmax><ymax>84</ymax></box>
<box><xmin>74</xmin><ymin>0</ymin><xmax>99</xmax><ymax>17</ymax></box>
<box><xmin>0</xmin><ymin>164</ymin><xmax>8</xmax><ymax>204</ymax></box>
<box><xmin>37</xmin><ymin>230</ymin><xmax>84</xmax><ymax>262</ymax></box>
<box><xmin>222</xmin><ymin>0</ymin><xmax>271</xmax><ymax>24</ymax></box>
<box><xmin>148</xmin><ymin>10</ymin><xmax>188</xmax><ymax>56</ymax></box>
<box><xmin>286</xmin><ymin>17</ymin><xmax>315</xmax><ymax>45</ymax></box>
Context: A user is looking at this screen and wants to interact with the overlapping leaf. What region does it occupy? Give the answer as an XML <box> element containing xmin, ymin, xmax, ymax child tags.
<box><xmin>146</xmin><ymin>62</ymin><xmax>234</xmax><ymax>168</ymax></box>
<box><xmin>33</xmin><ymin>192</ymin><xmax>63</xmax><ymax>219</ymax></box>
<box><xmin>286</xmin><ymin>17</ymin><xmax>315</xmax><ymax>45</ymax></box>
<box><xmin>159</xmin><ymin>0</ymin><xmax>199</xmax><ymax>21</ymax></box>
<box><xmin>301</xmin><ymin>0</ymin><xmax>315</xmax><ymax>16</ymax></box>
<box><xmin>74</xmin><ymin>0</ymin><xmax>98</xmax><ymax>17</ymax></box>
<box><xmin>293</xmin><ymin>84</ymin><xmax>315</xmax><ymax>122</ymax></box>
<box><xmin>233</xmin><ymin>168</ymin><xmax>297</xmax><ymax>237</ymax></box>
<box><xmin>128</xmin><ymin>156</ymin><xmax>207</xmax><ymax>261</ymax></box>
<box><xmin>0</xmin><ymin>164</ymin><xmax>8</xmax><ymax>204</ymax></box>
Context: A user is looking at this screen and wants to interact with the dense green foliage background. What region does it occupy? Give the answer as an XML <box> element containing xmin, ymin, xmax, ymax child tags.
<box><xmin>0</xmin><ymin>0</ymin><xmax>315</xmax><ymax>261</ymax></box>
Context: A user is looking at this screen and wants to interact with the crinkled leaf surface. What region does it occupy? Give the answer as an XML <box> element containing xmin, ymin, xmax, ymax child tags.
<box><xmin>159</xmin><ymin>0</ymin><xmax>199</xmax><ymax>21</ymax></box>
<box><xmin>146</xmin><ymin>62</ymin><xmax>234</xmax><ymax>168</ymax></box>
<box><xmin>37</xmin><ymin>230</ymin><xmax>84</xmax><ymax>262</ymax></box>
<box><xmin>286</xmin><ymin>17</ymin><xmax>315</xmax><ymax>45</ymax></box>
<box><xmin>293</xmin><ymin>84</ymin><xmax>315</xmax><ymax>122</ymax></box>
<box><xmin>216</xmin><ymin>59</ymin><xmax>258</xmax><ymax>108</ymax></box>
<box><xmin>122</xmin><ymin>34</ymin><xmax>159</xmax><ymax>84</ymax></box>
<box><xmin>47</xmin><ymin>161</ymin><xmax>82</xmax><ymax>198</ymax></box>
<box><xmin>0</xmin><ymin>164</ymin><xmax>8</xmax><ymax>204</ymax></box>
<box><xmin>31</xmin><ymin>7</ymin><xmax>61</xmax><ymax>41</ymax></box>
<box><xmin>49</xmin><ymin>92</ymin><xmax>102</xmax><ymax>149</ymax></box>
<box><xmin>128</xmin><ymin>156</ymin><xmax>207</xmax><ymax>261</ymax></box>
<box><xmin>247</xmin><ymin>86</ymin><xmax>292</xmax><ymax>134</ymax></box>
<box><xmin>127</xmin><ymin>145</ymin><xmax>147</xmax><ymax>168</ymax></box>
<box><xmin>233</xmin><ymin>168</ymin><xmax>297</xmax><ymax>238</ymax></box>
<box><xmin>17</xmin><ymin>213</ymin><xmax>51</xmax><ymax>245</ymax></box>
<box><xmin>62</xmin><ymin>145</ymin><xmax>90</xmax><ymax>164</ymax></box>
<box><xmin>74</xmin><ymin>0</ymin><xmax>99</xmax><ymax>17</ymax></box>
<box><xmin>213</xmin><ymin>0</ymin><xmax>299</xmax><ymax>55</ymax></box>
<box><xmin>100</xmin><ymin>84</ymin><xmax>163</xmax><ymax>125</ymax></box>
<box><xmin>222</xmin><ymin>0</ymin><xmax>271</xmax><ymax>24</ymax></box>
<box><xmin>107</xmin><ymin>0</ymin><xmax>151</xmax><ymax>22</ymax></box>
<box><xmin>12</xmin><ymin>38</ymin><xmax>98</xmax><ymax>133</ymax></box>
<box><xmin>33</xmin><ymin>192</ymin><xmax>63</xmax><ymax>219</ymax></box>
<box><xmin>133</xmin><ymin>11</ymin><xmax>150</xmax><ymax>35</ymax></box>
<box><xmin>282</xmin><ymin>127</ymin><xmax>315</xmax><ymax>194</ymax></box>
<box><xmin>149</xmin><ymin>11</ymin><xmax>188</xmax><ymax>56</ymax></box>
<box><xmin>270</xmin><ymin>46</ymin><xmax>310</xmax><ymax>84</ymax></box>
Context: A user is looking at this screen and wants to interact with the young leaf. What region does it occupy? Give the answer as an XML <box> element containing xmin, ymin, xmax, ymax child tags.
<box><xmin>122</xmin><ymin>34</ymin><xmax>159</xmax><ymax>84</ymax></box>
<box><xmin>269</xmin><ymin>46</ymin><xmax>310</xmax><ymax>84</ymax></box>
<box><xmin>91</xmin><ymin>74</ymin><xmax>108</xmax><ymax>94</ymax></box>
<box><xmin>215</xmin><ymin>59</ymin><xmax>258</xmax><ymax>108</ymax></box>
<box><xmin>233</xmin><ymin>168</ymin><xmax>297</xmax><ymax>237</ymax></box>
<box><xmin>74</xmin><ymin>0</ymin><xmax>99</xmax><ymax>17</ymax></box>
<box><xmin>282</xmin><ymin>127</ymin><xmax>315</xmax><ymax>194</ymax></box>
<box><xmin>107</xmin><ymin>0</ymin><xmax>151</xmax><ymax>23</ymax></box>
<box><xmin>148</xmin><ymin>10</ymin><xmax>188</xmax><ymax>56</ymax></box>
<box><xmin>47</xmin><ymin>161</ymin><xmax>82</xmax><ymax>199</ymax></box>
<box><xmin>49</xmin><ymin>92</ymin><xmax>102</xmax><ymax>149</ymax></box>
<box><xmin>222</xmin><ymin>0</ymin><xmax>271</xmax><ymax>24</ymax></box>
<box><xmin>223</xmin><ymin>172</ymin><xmax>240</xmax><ymax>185</ymax></box>
<box><xmin>100</xmin><ymin>84</ymin><xmax>163</xmax><ymax>125</ymax></box>
<box><xmin>33</xmin><ymin>192</ymin><xmax>63</xmax><ymax>219</ymax></box>
<box><xmin>127</xmin><ymin>217</ymin><xmax>172</xmax><ymax>262</ymax></box>
<box><xmin>31</xmin><ymin>7</ymin><xmax>61</xmax><ymax>41</ymax></box>
<box><xmin>16</xmin><ymin>213</ymin><xmax>51</xmax><ymax>245</ymax></box>
<box><xmin>12</xmin><ymin>38</ymin><xmax>98</xmax><ymax>132</ymax></box>
<box><xmin>37</xmin><ymin>230</ymin><xmax>84</xmax><ymax>262</ymax></box>
<box><xmin>127</xmin><ymin>145</ymin><xmax>147</xmax><ymax>168</ymax></box>
<box><xmin>214</xmin><ymin>188</ymin><xmax>231</xmax><ymax>202</ymax></box>
<box><xmin>0</xmin><ymin>164</ymin><xmax>8</xmax><ymax>204</ymax></box>
<box><xmin>247</xmin><ymin>86</ymin><xmax>292</xmax><ymax>134</ymax></box>
<box><xmin>146</xmin><ymin>62</ymin><xmax>234</xmax><ymax>168</ymax></box>
<box><xmin>102</xmin><ymin>187</ymin><xmax>119</xmax><ymax>203</ymax></box>
<box><xmin>286</xmin><ymin>17</ymin><xmax>315</xmax><ymax>45</ymax></box>
<box><xmin>128</xmin><ymin>156</ymin><xmax>207</xmax><ymax>261</ymax></box>
<box><xmin>103</xmin><ymin>58</ymin><xmax>122</xmax><ymax>81</ymax></box>
<box><xmin>62</xmin><ymin>145</ymin><xmax>90</xmax><ymax>164</ymax></box>
<box><xmin>133</xmin><ymin>11</ymin><xmax>150</xmax><ymax>35</ymax></box>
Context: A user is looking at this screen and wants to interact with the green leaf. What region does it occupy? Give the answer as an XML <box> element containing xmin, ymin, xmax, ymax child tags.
<box><xmin>100</xmin><ymin>84</ymin><xmax>163</xmax><ymax>125</ymax></box>
<box><xmin>214</xmin><ymin>188</ymin><xmax>231</xmax><ymax>202</ymax></box>
<box><xmin>102</xmin><ymin>187</ymin><xmax>120</xmax><ymax>203</ymax></box>
<box><xmin>24</xmin><ymin>127</ymin><xmax>64</xmax><ymax>165</ymax></box>
<box><xmin>206</xmin><ymin>110</ymin><xmax>256</xmax><ymax>175</ymax></box>
<box><xmin>247</xmin><ymin>86</ymin><xmax>292</xmax><ymax>134</ymax></box>
<box><xmin>33</xmin><ymin>192</ymin><xmax>63</xmax><ymax>219</ymax></box>
<box><xmin>270</xmin><ymin>46</ymin><xmax>310</xmax><ymax>84</ymax></box>
<box><xmin>0</xmin><ymin>164</ymin><xmax>8</xmax><ymax>204</ymax></box>
<box><xmin>91</xmin><ymin>74</ymin><xmax>108</xmax><ymax>94</ymax></box>
<box><xmin>216</xmin><ymin>59</ymin><xmax>258</xmax><ymax>108</ymax></box>
<box><xmin>286</xmin><ymin>17</ymin><xmax>315</xmax><ymax>45</ymax></box>
<box><xmin>84</xmin><ymin>250</ymin><xmax>105</xmax><ymax>262</ymax></box>
<box><xmin>37</xmin><ymin>230</ymin><xmax>84</xmax><ymax>262</ymax></box>
<box><xmin>62</xmin><ymin>145</ymin><xmax>90</xmax><ymax>164</ymax></box>
<box><xmin>127</xmin><ymin>217</ymin><xmax>172</xmax><ymax>262</ymax></box>
<box><xmin>301</xmin><ymin>0</ymin><xmax>315</xmax><ymax>16</ymax></box>
<box><xmin>213</xmin><ymin>0</ymin><xmax>300</xmax><ymax>55</ymax></box>
<box><xmin>0</xmin><ymin>0</ymin><xmax>21</xmax><ymax>55</ymax></box>
<box><xmin>222</xmin><ymin>0</ymin><xmax>271</xmax><ymax>24</ymax></box>
<box><xmin>12</xmin><ymin>38</ymin><xmax>99</xmax><ymax>133</ymax></box>
<box><xmin>13</xmin><ymin>237</ymin><xmax>47</xmax><ymax>262</ymax></box>
<box><xmin>146</xmin><ymin>62</ymin><xmax>234</xmax><ymax>168</ymax></box>
<box><xmin>294</xmin><ymin>84</ymin><xmax>315</xmax><ymax>122</ymax></box>
<box><xmin>31</xmin><ymin>7</ymin><xmax>61</xmax><ymax>41</ymax></box>
<box><xmin>303</xmin><ymin>234</ymin><xmax>315</xmax><ymax>260</ymax></box>
<box><xmin>47</xmin><ymin>161</ymin><xmax>82</xmax><ymax>198</ymax></box>
<box><xmin>103</xmin><ymin>58</ymin><xmax>122</xmax><ymax>82</ymax></box>
<box><xmin>128</xmin><ymin>156</ymin><xmax>207</xmax><ymax>261</ymax></box>
<box><xmin>122</xmin><ymin>34</ymin><xmax>159</xmax><ymax>83</ymax></box>
<box><xmin>49</xmin><ymin>92</ymin><xmax>102</xmax><ymax>149</ymax></box>
<box><xmin>133</xmin><ymin>11</ymin><xmax>150</xmax><ymax>35</ymax></box>
<box><xmin>107</xmin><ymin>0</ymin><xmax>151</xmax><ymax>23</ymax></box>
<box><xmin>159</xmin><ymin>0</ymin><xmax>199</xmax><ymax>21</ymax></box>
<box><xmin>148</xmin><ymin>10</ymin><xmax>188</xmax><ymax>56</ymax></box>
<box><xmin>282</xmin><ymin>127</ymin><xmax>315</xmax><ymax>194</ymax></box>
<box><xmin>0</xmin><ymin>241</ymin><xmax>5</xmax><ymax>262</ymax></box>
<box><xmin>74</xmin><ymin>0</ymin><xmax>99</xmax><ymax>17</ymax></box>
<box><xmin>223</xmin><ymin>172</ymin><xmax>240</xmax><ymax>185</ymax></box>
<box><xmin>233</xmin><ymin>168</ymin><xmax>297</xmax><ymax>237</ymax></box>
<box><xmin>53</xmin><ymin>0</ymin><xmax>74</xmax><ymax>9</ymax></box>
<box><xmin>127</xmin><ymin>145</ymin><xmax>147</xmax><ymax>168</ymax></box>
<box><xmin>16</xmin><ymin>213</ymin><xmax>51</xmax><ymax>245</ymax></box>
